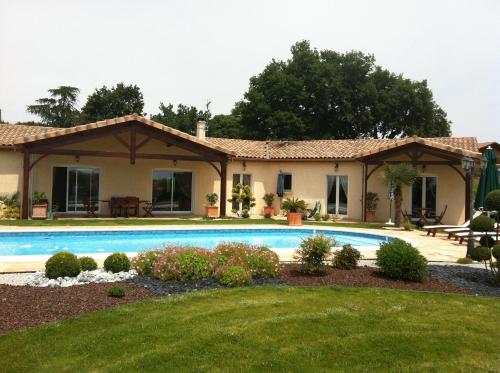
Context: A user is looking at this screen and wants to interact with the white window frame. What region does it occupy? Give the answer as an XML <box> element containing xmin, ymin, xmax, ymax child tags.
<box><xmin>232</xmin><ymin>173</ymin><xmax>253</xmax><ymax>213</ymax></box>
<box><xmin>326</xmin><ymin>175</ymin><xmax>349</xmax><ymax>217</ymax></box>
<box><xmin>409</xmin><ymin>174</ymin><xmax>438</xmax><ymax>216</ymax></box>
<box><xmin>51</xmin><ymin>165</ymin><xmax>102</xmax><ymax>214</ymax></box>
<box><xmin>151</xmin><ymin>168</ymin><xmax>194</xmax><ymax>214</ymax></box>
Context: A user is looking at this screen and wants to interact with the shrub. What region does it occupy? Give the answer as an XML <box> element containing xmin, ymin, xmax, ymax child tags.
<box><xmin>484</xmin><ymin>190</ymin><xmax>500</xmax><ymax>212</ymax></box>
<box><xmin>294</xmin><ymin>234</ymin><xmax>336</xmax><ymax>274</ymax></box>
<box><xmin>212</xmin><ymin>242</ymin><xmax>280</xmax><ymax>279</ymax></box>
<box><xmin>131</xmin><ymin>249</ymin><xmax>163</xmax><ymax>275</ymax></box>
<box><xmin>217</xmin><ymin>265</ymin><xmax>252</xmax><ymax>287</ymax></box>
<box><xmin>107</xmin><ymin>286</ymin><xmax>126</xmax><ymax>298</ymax></box>
<box><xmin>321</xmin><ymin>214</ymin><xmax>330</xmax><ymax>221</ymax></box>
<box><xmin>470</xmin><ymin>215</ymin><xmax>495</xmax><ymax>233</ymax></box>
<box><xmin>401</xmin><ymin>219</ymin><xmax>415</xmax><ymax>231</ymax></box>
<box><xmin>479</xmin><ymin>235</ymin><xmax>495</xmax><ymax>248</ymax></box>
<box><xmin>205</xmin><ymin>193</ymin><xmax>218</xmax><ymax>206</ymax></box>
<box><xmin>376</xmin><ymin>240</ymin><xmax>428</xmax><ymax>282</ymax></box>
<box><xmin>45</xmin><ymin>252</ymin><xmax>81</xmax><ymax>279</ymax></box>
<box><xmin>471</xmin><ymin>246</ymin><xmax>491</xmax><ymax>262</ymax></box>
<box><xmin>153</xmin><ymin>247</ymin><xmax>212</xmax><ymax>282</ymax></box>
<box><xmin>333</xmin><ymin>244</ymin><xmax>361</xmax><ymax>270</ymax></box>
<box><xmin>456</xmin><ymin>257</ymin><xmax>474</xmax><ymax>265</ymax></box>
<box><xmin>492</xmin><ymin>245</ymin><xmax>500</xmax><ymax>261</ymax></box>
<box><xmin>263</xmin><ymin>193</ymin><xmax>275</xmax><ymax>207</ymax></box>
<box><xmin>79</xmin><ymin>256</ymin><xmax>98</xmax><ymax>271</ymax></box>
<box><xmin>104</xmin><ymin>253</ymin><xmax>131</xmax><ymax>273</ymax></box>
<box><xmin>314</xmin><ymin>213</ymin><xmax>321</xmax><ymax>221</ymax></box>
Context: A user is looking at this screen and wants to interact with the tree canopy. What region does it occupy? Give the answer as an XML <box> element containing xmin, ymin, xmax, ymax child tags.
<box><xmin>235</xmin><ymin>41</ymin><xmax>451</xmax><ymax>140</ymax></box>
<box><xmin>151</xmin><ymin>103</ymin><xmax>211</xmax><ymax>135</ymax></box>
<box><xmin>81</xmin><ymin>83</ymin><xmax>144</xmax><ymax>122</ymax></box>
<box><xmin>26</xmin><ymin>86</ymin><xmax>80</xmax><ymax>127</ymax></box>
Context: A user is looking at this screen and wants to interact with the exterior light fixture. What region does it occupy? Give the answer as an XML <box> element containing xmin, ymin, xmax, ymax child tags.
<box><xmin>480</xmin><ymin>155</ymin><xmax>488</xmax><ymax>170</ymax></box>
<box><xmin>462</xmin><ymin>155</ymin><xmax>481</xmax><ymax>258</ymax></box>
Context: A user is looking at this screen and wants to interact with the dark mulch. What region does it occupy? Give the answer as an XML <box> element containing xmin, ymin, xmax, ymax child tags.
<box><xmin>0</xmin><ymin>283</ymin><xmax>154</xmax><ymax>335</ymax></box>
<box><xmin>279</xmin><ymin>264</ymin><xmax>470</xmax><ymax>295</ymax></box>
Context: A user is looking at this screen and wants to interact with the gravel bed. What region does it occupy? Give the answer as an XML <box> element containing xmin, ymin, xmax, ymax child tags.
<box><xmin>124</xmin><ymin>275</ymin><xmax>282</xmax><ymax>296</ymax></box>
<box><xmin>428</xmin><ymin>265</ymin><xmax>500</xmax><ymax>297</ymax></box>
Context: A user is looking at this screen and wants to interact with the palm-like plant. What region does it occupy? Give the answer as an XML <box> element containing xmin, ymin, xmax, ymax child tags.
<box><xmin>281</xmin><ymin>197</ymin><xmax>307</xmax><ymax>214</ymax></box>
<box><xmin>382</xmin><ymin>164</ymin><xmax>419</xmax><ymax>227</ymax></box>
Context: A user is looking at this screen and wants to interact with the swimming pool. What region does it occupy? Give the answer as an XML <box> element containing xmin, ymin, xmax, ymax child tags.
<box><xmin>0</xmin><ymin>228</ymin><xmax>394</xmax><ymax>256</ymax></box>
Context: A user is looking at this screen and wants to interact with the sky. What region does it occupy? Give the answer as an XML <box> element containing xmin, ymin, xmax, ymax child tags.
<box><xmin>0</xmin><ymin>0</ymin><xmax>499</xmax><ymax>142</ymax></box>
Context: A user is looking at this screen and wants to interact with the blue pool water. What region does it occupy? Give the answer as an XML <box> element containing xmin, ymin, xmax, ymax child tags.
<box><xmin>0</xmin><ymin>229</ymin><xmax>394</xmax><ymax>256</ymax></box>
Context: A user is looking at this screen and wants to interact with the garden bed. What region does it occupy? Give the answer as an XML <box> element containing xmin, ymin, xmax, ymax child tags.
<box><xmin>0</xmin><ymin>283</ymin><xmax>153</xmax><ymax>334</ymax></box>
<box><xmin>279</xmin><ymin>264</ymin><xmax>470</xmax><ymax>295</ymax></box>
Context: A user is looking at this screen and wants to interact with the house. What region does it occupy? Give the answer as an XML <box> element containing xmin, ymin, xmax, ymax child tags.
<box><xmin>0</xmin><ymin>114</ymin><xmax>484</xmax><ymax>224</ymax></box>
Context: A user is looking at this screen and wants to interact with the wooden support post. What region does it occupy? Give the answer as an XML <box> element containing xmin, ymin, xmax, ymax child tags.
<box><xmin>22</xmin><ymin>150</ymin><xmax>30</xmax><ymax>219</ymax></box>
<box><xmin>130</xmin><ymin>127</ymin><xmax>136</xmax><ymax>165</ymax></box>
<box><xmin>362</xmin><ymin>162</ymin><xmax>368</xmax><ymax>222</ymax></box>
<box><xmin>220</xmin><ymin>159</ymin><xmax>227</xmax><ymax>217</ymax></box>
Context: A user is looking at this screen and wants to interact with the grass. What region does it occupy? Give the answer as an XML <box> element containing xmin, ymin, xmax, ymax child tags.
<box><xmin>0</xmin><ymin>218</ymin><xmax>384</xmax><ymax>229</ymax></box>
<box><xmin>0</xmin><ymin>287</ymin><xmax>499</xmax><ymax>372</ymax></box>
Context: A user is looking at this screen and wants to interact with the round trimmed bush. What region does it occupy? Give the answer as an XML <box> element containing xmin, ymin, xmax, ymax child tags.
<box><xmin>471</xmin><ymin>246</ymin><xmax>491</xmax><ymax>262</ymax></box>
<box><xmin>107</xmin><ymin>285</ymin><xmax>126</xmax><ymax>298</ymax></box>
<box><xmin>218</xmin><ymin>266</ymin><xmax>252</xmax><ymax>287</ymax></box>
<box><xmin>104</xmin><ymin>253</ymin><xmax>130</xmax><ymax>273</ymax></box>
<box><xmin>376</xmin><ymin>240</ymin><xmax>428</xmax><ymax>282</ymax></box>
<box><xmin>470</xmin><ymin>215</ymin><xmax>495</xmax><ymax>233</ymax></box>
<box><xmin>484</xmin><ymin>189</ymin><xmax>500</xmax><ymax>212</ymax></box>
<box><xmin>332</xmin><ymin>244</ymin><xmax>361</xmax><ymax>270</ymax></box>
<box><xmin>79</xmin><ymin>256</ymin><xmax>98</xmax><ymax>271</ymax></box>
<box><xmin>45</xmin><ymin>252</ymin><xmax>81</xmax><ymax>279</ymax></box>
<box><xmin>479</xmin><ymin>235</ymin><xmax>495</xmax><ymax>248</ymax></box>
<box><xmin>492</xmin><ymin>245</ymin><xmax>500</xmax><ymax>261</ymax></box>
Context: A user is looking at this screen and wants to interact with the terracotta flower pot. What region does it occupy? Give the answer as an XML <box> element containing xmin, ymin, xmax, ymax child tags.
<box><xmin>263</xmin><ymin>206</ymin><xmax>274</xmax><ymax>217</ymax></box>
<box><xmin>205</xmin><ymin>205</ymin><xmax>219</xmax><ymax>218</ymax></box>
<box><xmin>32</xmin><ymin>203</ymin><xmax>48</xmax><ymax>219</ymax></box>
<box><xmin>365</xmin><ymin>210</ymin><xmax>375</xmax><ymax>223</ymax></box>
<box><xmin>287</xmin><ymin>212</ymin><xmax>303</xmax><ymax>226</ymax></box>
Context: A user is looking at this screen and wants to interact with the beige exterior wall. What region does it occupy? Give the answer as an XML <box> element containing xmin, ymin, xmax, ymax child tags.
<box><xmin>0</xmin><ymin>134</ymin><xmax>467</xmax><ymax>224</ymax></box>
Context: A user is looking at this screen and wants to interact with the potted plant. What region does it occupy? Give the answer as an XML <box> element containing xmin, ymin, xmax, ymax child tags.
<box><xmin>228</xmin><ymin>183</ymin><xmax>256</xmax><ymax>218</ymax></box>
<box><xmin>263</xmin><ymin>193</ymin><xmax>275</xmax><ymax>216</ymax></box>
<box><xmin>205</xmin><ymin>193</ymin><xmax>219</xmax><ymax>218</ymax></box>
<box><xmin>281</xmin><ymin>197</ymin><xmax>307</xmax><ymax>226</ymax></box>
<box><xmin>365</xmin><ymin>192</ymin><xmax>379</xmax><ymax>223</ymax></box>
<box><xmin>50</xmin><ymin>203</ymin><xmax>60</xmax><ymax>220</ymax></box>
<box><xmin>31</xmin><ymin>192</ymin><xmax>48</xmax><ymax>219</ymax></box>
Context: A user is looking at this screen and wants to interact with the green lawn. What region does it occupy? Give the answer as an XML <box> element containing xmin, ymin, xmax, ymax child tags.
<box><xmin>0</xmin><ymin>218</ymin><xmax>383</xmax><ymax>229</ymax></box>
<box><xmin>1</xmin><ymin>287</ymin><xmax>499</xmax><ymax>372</ymax></box>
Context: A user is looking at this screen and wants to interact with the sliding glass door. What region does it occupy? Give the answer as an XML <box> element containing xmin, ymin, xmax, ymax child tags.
<box><xmin>52</xmin><ymin>167</ymin><xmax>100</xmax><ymax>212</ymax></box>
<box><xmin>152</xmin><ymin>170</ymin><xmax>192</xmax><ymax>212</ymax></box>
<box><xmin>231</xmin><ymin>173</ymin><xmax>251</xmax><ymax>211</ymax></box>
<box><xmin>327</xmin><ymin>175</ymin><xmax>348</xmax><ymax>215</ymax></box>
<box><xmin>411</xmin><ymin>176</ymin><xmax>437</xmax><ymax>217</ymax></box>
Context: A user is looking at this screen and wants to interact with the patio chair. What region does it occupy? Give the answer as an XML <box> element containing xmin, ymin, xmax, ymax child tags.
<box><xmin>123</xmin><ymin>196</ymin><xmax>140</xmax><ymax>217</ymax></box>
<box><xmin>401</xmin><ymin>209</ymin><xmax>416</xmax><ymax>224</ymax></box>
<box><xmin>453</xmin><ymin>228</ymin><xmax>500</xmax><ymax>244</ymax></box>
<box><xmin>423</xmin><ymin>210</ymin><xmax>481</xmax><ymax>237</ymax></box>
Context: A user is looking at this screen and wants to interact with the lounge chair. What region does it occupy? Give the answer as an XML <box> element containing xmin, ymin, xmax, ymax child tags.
<box><xmin>453</xmin><ymin>229</ymin><xmax>500</xmax><ymax>244</ymax></box>
<box><xmin>423</xmin><ymin>211</ymin><xmax>482</xmax><ymax>237</ymax></box>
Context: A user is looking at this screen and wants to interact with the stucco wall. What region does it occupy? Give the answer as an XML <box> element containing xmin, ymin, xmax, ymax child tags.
<box><xmin>0</xmin><ymin>150</ymin><xmax>23</xmax><ymax>196</ymax></box>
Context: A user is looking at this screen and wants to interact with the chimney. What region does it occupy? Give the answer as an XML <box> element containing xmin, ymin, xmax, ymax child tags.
<box><xmin>196</xmin><ymin>118</ymin><xmax>206</xmax><ymax>140</ymax></box>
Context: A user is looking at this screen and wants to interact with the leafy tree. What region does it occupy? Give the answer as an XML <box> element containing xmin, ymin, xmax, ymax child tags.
<box><xmin>152</xmin><ymin>103</ymin><xmax>211</xmax><ymax>135</ymax></box>
<box><xmin>81</xmin><ymin>83</ymin><xmax>144</xmax><ymax>122</ymax></box>
<box><xmin>383</xmin><ymin>164</ymin><xmax>419</xmax><ymax>227</ymax></box>
<box><xmin>207</xmin><ymin>114</ymin><xmax>243</xmax><ymax>138</ymax></box>
<box><xmin>237</xmin><ymin>41</ymin><xmax>451</xmax><ymax>140</ymax></box>
<box><xmin>26</xmin><ymin>86</ymin><xmax>80</xmax><ymax>127</ymax></box>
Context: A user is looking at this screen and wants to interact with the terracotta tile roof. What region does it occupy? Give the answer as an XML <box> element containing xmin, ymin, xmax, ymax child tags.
<box><xmin>207</xmin><ymin>136</ymin><xmax>480</xmax><ymax>160</ymax></box>
<box><xmin>0</xmin><ymin>117</ymin><xmax>480</xmax><ymax>160</ymax></box>
<box><xmin>0</xmin><ymin>124</ymin><xmax>54</xmax><ymax>147</ymax></box>
<box><xmin>10</xmin><ymin>114</ymin><xmax>235</xmax><ymax>156</ymax></box>
<box><xmin>478</xmin><ymin>141</ymin><xmax>500</xmax><ymax>151</ymax></box>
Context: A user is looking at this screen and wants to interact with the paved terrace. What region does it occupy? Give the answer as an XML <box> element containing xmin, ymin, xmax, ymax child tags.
<box><xmin>0</xmin><ymin>224</ymin><xmax>469</xmax><ymax>273</ymax></box>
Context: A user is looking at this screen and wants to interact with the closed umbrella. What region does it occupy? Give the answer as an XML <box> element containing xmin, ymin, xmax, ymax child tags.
<box><xmin>475</xmin><ymin>147</ymin><xmax>500</xmax><ymax>210</ymax></box>
<box><xmin>277</xmin><ymin>173</ymin><xmax>285</xmax><ymax>197</ymax></box>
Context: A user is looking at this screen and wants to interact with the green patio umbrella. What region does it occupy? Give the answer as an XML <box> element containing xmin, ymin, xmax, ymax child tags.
<box><xmin>475</xmin><ymin>147</ymin><xmax>500</xmax><ymax>210</ymax></box>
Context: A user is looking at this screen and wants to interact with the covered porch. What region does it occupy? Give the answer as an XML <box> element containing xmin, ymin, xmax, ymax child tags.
<box><xmin>14</xmin><ymin>115</ymin><xmax>234</xmax><ymax>219</ymax></box>
<box><xmin>358</xmin><ymin>137</ymin><xmax>482</xmax><ymax>224</ymax></box>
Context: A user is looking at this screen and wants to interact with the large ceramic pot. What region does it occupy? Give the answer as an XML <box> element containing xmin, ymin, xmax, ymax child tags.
<box><xmin>365</xmin><ymin>210</ymin><xmax>375</xmax><ymax>223</ymax></box>
<box><xmin>205</xmin><ymin>205</ymin><xmax>219</xmax><ymax>218</ymax></box>
<box><xmin>32</xmin><ymin>203</ymin><xmax>48</xmax><ymax>219</ymax></box>
<box><xmin>287</xmin><ymin>212</ymin><xmax>303</xmax><ymax>226</ymax></box>
<box><xmin>263</xmin><ymin>206</ymin><xmax>274</xmax><ymax>217</ymax></box>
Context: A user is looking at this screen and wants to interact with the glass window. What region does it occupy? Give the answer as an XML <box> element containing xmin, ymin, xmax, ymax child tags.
<box><xmin>283</xmin><ymin>174</ymin><xmax>292</xmax><ymax>191</ymax></box>
<box><xmin>56</xmin><ymin>167</ymin><xmax>100</xmax><ymax>212</ymax></box>
<box><xmin>327</xmin><ymin>175</ymin><xmax>348</xmax><ymax>215</ymax></box>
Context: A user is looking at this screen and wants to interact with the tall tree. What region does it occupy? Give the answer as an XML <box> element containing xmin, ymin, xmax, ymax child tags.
<box><xmin>152</xmin><ymin>103</ymin><xmax>211</xmax><ymax>135</ymax></box>
<box><xmin>81</xmin><ymin>83</ymin><xmax>144</xmax><ymax>122</ymax></box>
<box><xmin>237</xmin><ymin>41</ymin><xmax>451</xmax><ymax>140</ymax></box>
<box><xmin>26</xmin><ymin>86</ymin><xmax>80</xmax><ymax>127</ymax></box>
<box><xmin>207</xmin><ymin>114</ymin><xmax>243</xmax><ymax>138</ymax></box>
